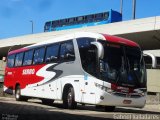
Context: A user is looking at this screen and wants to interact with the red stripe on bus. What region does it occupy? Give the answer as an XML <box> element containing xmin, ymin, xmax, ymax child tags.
<box><xmin>102</xmin><ymin>34</ymin><xmax>139</xmax><ymax>47</ymax></box>
<box><xmin>8</xmin><ymin>48</ymin><xmax>28</xmax><ymax>55</ymax></box>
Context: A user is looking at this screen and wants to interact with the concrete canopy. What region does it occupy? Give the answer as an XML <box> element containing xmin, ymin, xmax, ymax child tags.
<box><xmin>0</xmin><ymin>16</ymin><xmax>160</xmax><ymax>59</ymax></box>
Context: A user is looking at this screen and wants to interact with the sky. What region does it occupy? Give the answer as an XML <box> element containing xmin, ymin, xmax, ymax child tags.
<box><xmin>0</xmin><ymin>0</ymin><xmax>160</xmax><ymax>39</ymax></box>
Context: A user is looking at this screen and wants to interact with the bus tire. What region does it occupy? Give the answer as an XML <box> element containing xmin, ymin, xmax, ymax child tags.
<box><xmin>41</xmin><ymin>99</ymin><xmax>54</xmax><ymax>105</ymax></box>
<box><xmin>63</xmin><ymin>87</ymin><xmax>77</xmax><ymax>109</ymax></box>
<box><xmin>95</xmin><ymin>105</ymin><xmax>103</xmax><ymax>109</ymax></box>
<box><xmin>104</xmin><ymin>106</ymin><xmax>115</xmax><ymax>112</ymax></box>
<box><xmin>15</xmin><ymin>85</ymin><xmax>28</xmax><ymax>101</ymax></box>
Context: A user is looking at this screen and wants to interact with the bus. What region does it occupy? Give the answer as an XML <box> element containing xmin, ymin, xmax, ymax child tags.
<box><xmin>3</xmin><ymin>32</ymin><xmax>146</xmax><ymax>111</ymax></box>
<box><xmin>143</xmin><ymin>50</ymin><xmax>160</xmax><ymax>94</ymax></box>
<box><xmin>44</xmin><ymin>9</ymin><xmax>122</xmax><ymax>32</ymax></box>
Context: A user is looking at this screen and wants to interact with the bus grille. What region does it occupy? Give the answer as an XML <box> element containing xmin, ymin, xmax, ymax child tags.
<box><xmin>112</xmin><ymin>92</ymin><xmax>141</xmax><ymax>98</ymax></box>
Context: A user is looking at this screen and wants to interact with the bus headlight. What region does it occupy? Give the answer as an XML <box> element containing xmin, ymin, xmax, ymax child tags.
<box><xmin>94</xmin><ymin>83</ymin><xmax>113</xmax><ymax>93</ymax></box>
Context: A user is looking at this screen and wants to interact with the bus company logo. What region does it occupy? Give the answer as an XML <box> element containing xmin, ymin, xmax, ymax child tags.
<box><xmin>22</xmin><ymin>69</ymin><xmax>35</xmax><ymax>75</ymax></box>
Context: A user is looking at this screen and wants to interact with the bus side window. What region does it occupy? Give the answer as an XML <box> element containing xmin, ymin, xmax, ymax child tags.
<box><xmin>15</xmin><ymin>52</ymin><xmax>24</xmax><ymax>67</ymax></box>
<box><xmin>77</xmin><ymin>16</ymin><xmax>84</xmax><ymax>24</ymax></box>
<box><xmin>95</xmin><ymin>13</ymin><xmax>103</xmax><ymax>21</ymax></box>
<box><xmin>44</xmin><ymin>21</ymin><xmax>51</xmax><ymax>32</ymax></box>
<box><xmin>69</xmin><ymin>18</ymin><xmax>75</xmax><ymax>25</ymax></box>
<box><xmin>104</xmin><ymin>12</ymin><xmax>109</xmax><ymax>19</ymax></box>
<box><xmin>143</xmin><ymin>56</ymin><xmax>153</xmax><ymax>69</ymax></box>
<box><xmin>45</xmin><ymin>44</ymin><xmax>59</xmax><ymax>63</ymax></box>
<box><xmin>33</xmin><ymin>47</ymin><xmax>45</xmax><ymax>64</ymax></box>
<box><xmin>7</xmin><ymin>54</ymin><xmax>15</xmax><ymax>68</ymax></box>
<box><xmin>60</xmin><ymin>41</ymin><xmax>75</xmax><ymax>61</ymax></box>
<box><xmin>23</xmin><ymin>50</ymin><xmax>34</xmax><ymax>66</ymax></box>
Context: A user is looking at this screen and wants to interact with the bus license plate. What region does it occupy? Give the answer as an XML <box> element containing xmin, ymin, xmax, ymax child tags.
<box><xmin>123</xmin><ymin>100</ymin><xmax>132</xmax><ymax>104</ymax></box>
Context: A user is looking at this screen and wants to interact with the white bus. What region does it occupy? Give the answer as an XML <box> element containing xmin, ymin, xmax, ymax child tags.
<box><xmin>143</xmin><ymin>50</ymin><xmax>160</xmax><ymax>94</ymax></box>
<box><xmin>4</xmin><ymin>32</ymin><xmax>147</xmax><ymax>111</ymax></box>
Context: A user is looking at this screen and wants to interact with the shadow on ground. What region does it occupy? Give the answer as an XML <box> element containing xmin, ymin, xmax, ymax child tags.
<box><xmin>0</xmin><ymin>102</ymin><xmax>111</xmax><ymax>120</ymax></box>
<box><xmin>0</xmin><ymin>97</ymin><xmax>160</xmax><ymax>120</ymax></box>
<box><xmin>43</xmin><ymin>102</ymin><xmax>160</xmax><ymax>115</ymax></box>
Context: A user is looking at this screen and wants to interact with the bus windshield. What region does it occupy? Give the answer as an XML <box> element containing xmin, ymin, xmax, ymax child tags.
<box><xmin>99</xmin><ymin>41</ymin><xmax>146</xmax><ymax>88</ymax></box>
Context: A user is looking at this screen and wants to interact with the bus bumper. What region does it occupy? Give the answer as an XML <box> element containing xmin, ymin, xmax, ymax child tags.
<box><xmin>96</xmin><ymin>92</ymin><xmax>146</xmax><ymax>108</ymax></box>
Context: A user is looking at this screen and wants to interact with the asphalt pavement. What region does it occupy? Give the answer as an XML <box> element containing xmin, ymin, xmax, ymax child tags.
<box><xmin>0</xmin><ymin>97</ymin><xmax>160</xmax><ymax>120</ymax></box>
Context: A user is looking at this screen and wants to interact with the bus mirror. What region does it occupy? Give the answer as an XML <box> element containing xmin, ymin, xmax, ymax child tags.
<box><xmin>66</xmin><ymin>53</ymin><xmax>75</xmax><ymax>59</ymax></box>
<box><xmin>143</xmin><ymin>52</ymin><xmax>157</xmax><ymax>69</ymax></box>
<box><xmin>91</xmin><ymin>42</ymin><xmax>104</xmax><ymax>59</ymax></box>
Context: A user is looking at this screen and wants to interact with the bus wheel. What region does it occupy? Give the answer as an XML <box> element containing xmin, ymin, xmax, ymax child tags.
<box><xmin>15</xmin><ymin>85</ymin><xmax>22</xmax><ymax>101</ymax></box>
<box><xmin>15</xmin><ymin>85</ymin><xmax>28</xmax><ymax>101</ymax></box>
<box><xmin>63</xmin><ymin>87</ymin><xmax>77</xmax><ymax>109</ymax></box>
<box><xmin>104</xmin><ymin>106</ymin><xmax>115</xmax><ymax>112</ymax></box>
<box><xmin>41</xmin><ymin>99</ymin><xmax>54</xmax><ymax>105</ymax></box>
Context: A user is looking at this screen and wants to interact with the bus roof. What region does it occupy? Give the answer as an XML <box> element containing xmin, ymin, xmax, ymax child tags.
<box><xmin>8</xmin><ymin>32</ymin><xmax>139</xmax><ymax>55</ymax></box>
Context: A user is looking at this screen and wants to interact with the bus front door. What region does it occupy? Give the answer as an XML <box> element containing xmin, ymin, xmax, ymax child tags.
<box><xmin>82</xmin><ymin>75</ymin><xmax>96</xmax><ymax>104</ymax></box>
